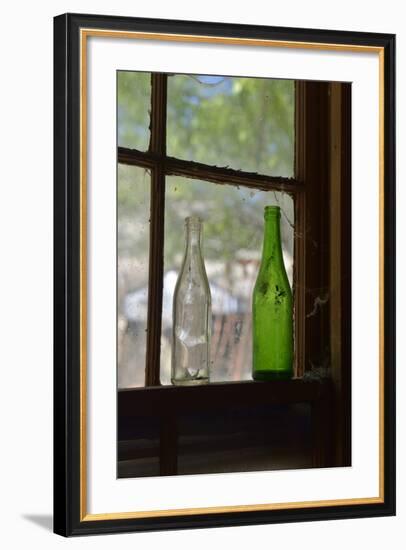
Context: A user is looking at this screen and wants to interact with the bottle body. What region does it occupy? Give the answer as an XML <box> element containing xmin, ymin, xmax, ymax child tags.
<box><xmin>252</xmin><ymin>206</ymin><xmax>293</xmax><ymax>380</ymax></box>
<box><xmin>171</xmin><ymin>217</ymin><xmax>212</xmax><ymax>385</ymax></box>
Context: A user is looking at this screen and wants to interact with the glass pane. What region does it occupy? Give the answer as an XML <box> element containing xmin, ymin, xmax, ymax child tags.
<box><xmin>117</xmin><ymin>164</ymin><xmax>150</xmax><ymax>388</ymax></box>
<box><xmin>161</xmin><ymin>176</ymin><xmax>294</xmax><ymax>384</ymax></box>
<box><xmin>167</xmin><ymin>75</ymin><xmax>294</xmax><ymax>177</ymax></box>
<box><xmin>117</xmin><ymin>71</ymin><xmax>151</xmax><ymax>150</ymax></box>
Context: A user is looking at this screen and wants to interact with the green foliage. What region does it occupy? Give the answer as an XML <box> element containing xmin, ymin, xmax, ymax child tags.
<box><xmin>164</xmin><ymin>177</ymin><xmax>293</xmax><ymax>270</ymax></box>
<box><xmin>167</xmin><ymin>75</ymin><xmax>294</xmax><ymax>177</ymax></box>
<box><xmin>118</xmin><ymin>71</ymin><xmax>151</xmax><ymax>150</ymax></box>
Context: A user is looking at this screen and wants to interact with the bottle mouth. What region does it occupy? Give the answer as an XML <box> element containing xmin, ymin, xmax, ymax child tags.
<box><xmin>264</xmin><ymin>205</ymin><xmax>281</xmax><ymax>219</ymax></box>
<box><xmin>185</xmin><ymin>216</ymin><xmax>202</xmax><ymax>227</ymax></box>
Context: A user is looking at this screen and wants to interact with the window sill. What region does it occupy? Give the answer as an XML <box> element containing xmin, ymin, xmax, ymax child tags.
<box><xmin>118</xmin><ymin>378</ymin><xmax>332</xmax><ymax>418</ymax></box>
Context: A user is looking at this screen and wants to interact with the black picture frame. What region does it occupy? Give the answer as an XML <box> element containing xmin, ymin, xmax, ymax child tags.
<box><xmin>54</xmin><ymin>12</ymin><xmax>396</xmax><ymax>536</ymax></box>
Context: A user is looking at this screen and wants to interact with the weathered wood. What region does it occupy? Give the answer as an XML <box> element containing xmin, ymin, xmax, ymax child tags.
<box><xmin>118</xmin><ymin>146</ymin><xmax>302</xmax><ymax>193</ymax></box>
<box><xmin>118</xmin><ymin>379</ymin><xmax>333</xmax><ymax>474</ymax></box>
<box><xmin>145</xmin><ymin>74</ymin><xmax>167</xmax><ymax>386</ymax></box>
<box><xmin>118</xmin><ymin>379</ymin><xmax>329</xmax><ymax>419</ymax></box>
<box><xmin>311</xmin><ymin>388</ymin><xmax>334</xmax><ymax>468</ymax></box>
<box><xmin>329</xmin><ymin>82</ymin><xmax>352</xmax><ymax>467</ymax></box>
<box><xmin>159</xmin><ymin>414</ymin><xmax>178</xmax><ymax>475</ymax></box>
<box><xmin>294</xmin><ymin>81</ymin><xmax>307</xmax><ymax>377</ymax></box>
<box><xmin>299</xmin><ymin>82</ymin><xmax>331</xmax><ymax>373</ymax></box>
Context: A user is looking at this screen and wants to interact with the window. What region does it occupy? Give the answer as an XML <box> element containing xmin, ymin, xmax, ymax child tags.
<box><xmin>117</xmin><ymin>72</ymin><xmax>351</xmax><ymax>476</ymax></box>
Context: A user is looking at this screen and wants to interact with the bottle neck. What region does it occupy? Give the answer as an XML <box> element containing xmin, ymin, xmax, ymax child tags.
<box><xmin>184</xmin><ymin>218</ymin><xmax>203</xmax><ymax>263</ymax></box>
<box><xmin>185</xmin><ymin>227</ymin><xmax>202</xmax><ymax>252</ymax></box>
<box><xmin>261</xmin><ymin>213</ymin><xmax>284</xmax><ymax>265</ymax></box>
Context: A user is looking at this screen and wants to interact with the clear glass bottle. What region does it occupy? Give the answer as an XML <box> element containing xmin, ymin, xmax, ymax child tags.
<box><xmin>252</xmin><ymin>206</ymin><xmax>293</xmax><ymax>380</ymax></box>
<box><xmin>171</xmin><ymin>216</ymin><xmax>212</xmax><ymax>385</ymax></box>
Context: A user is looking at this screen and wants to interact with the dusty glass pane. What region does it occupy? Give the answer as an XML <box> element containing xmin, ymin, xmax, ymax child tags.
<box><xmin>160</xmin><ymin>176</ymin><xmax>294</xmax><ymax>384</ymax></box>
<box><xmin>117</xmin><ymin>164</ymin><xmax>150</xmax><ymax>388</ymax></box>
<box><xmin>167</xmin><ymin>75</ymin><xmax>294</xmax><ymax>177</ymax></box>
<box><xmin>117</xmin><ymin>71</ymin><xmax>151</xmax><ymax>150</ymax></box>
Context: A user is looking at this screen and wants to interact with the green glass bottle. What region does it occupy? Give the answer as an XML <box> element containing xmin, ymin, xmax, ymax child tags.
<box><xmin>252</xmin><ymin>206</ymin><xmax>293</xmax><ymax>380</ymax></box>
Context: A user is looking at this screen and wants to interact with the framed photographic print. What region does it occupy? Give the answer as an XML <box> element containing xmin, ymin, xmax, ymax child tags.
<box><xmin>53</xmin><ymin>12</ymin><xmax>396</xmax><ymax>536</ymax></box>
